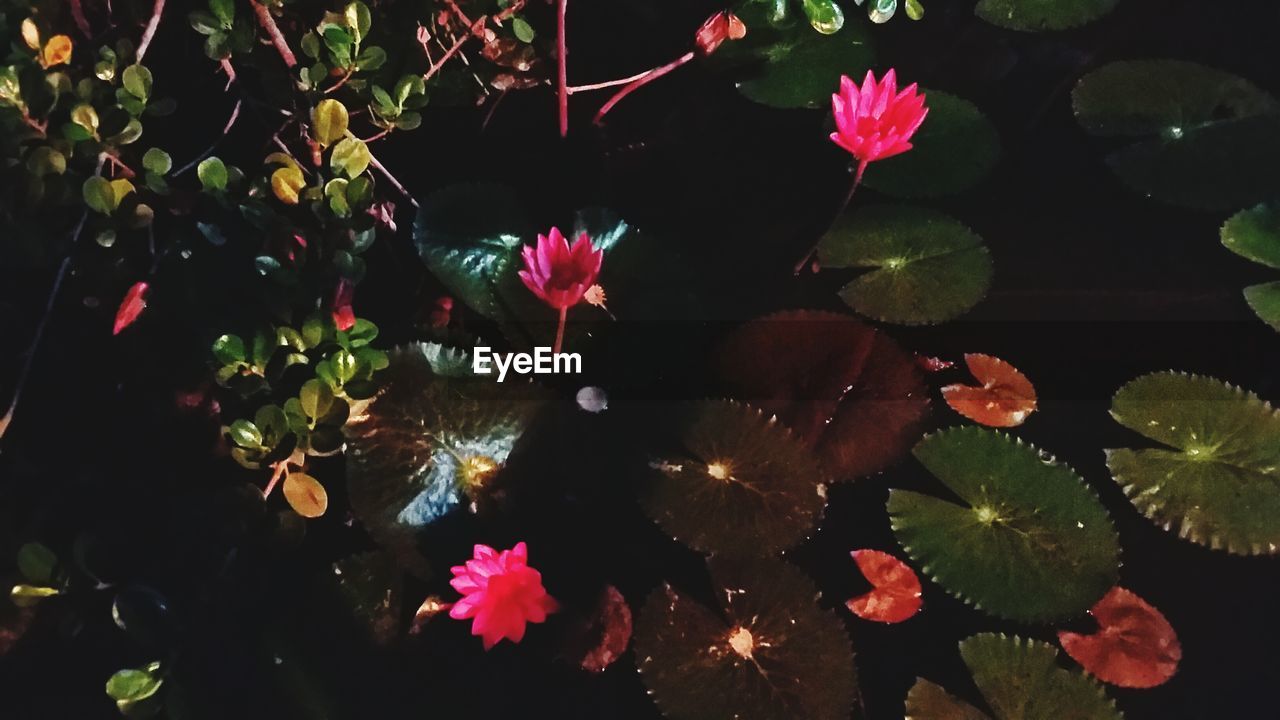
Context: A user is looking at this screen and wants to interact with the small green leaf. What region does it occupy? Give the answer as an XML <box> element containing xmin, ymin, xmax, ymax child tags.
<box><xmin>17</xmin><ymin>542</ymin><xmax>58</xmax><ymax>585</ymax></box>
<box><xmin>26</xmin><ymin>147</ymin><xmax>67</xmax><ymax>176</ymax></box>
<box><xmin>818</xmin><ymin>206</ymin><xmax>992</xmax><ymax>325</ymax></box>
<box><xmin>83</xmin><ymin>177</ymin><xmax>116</xmax><ymax>214</ymax></box>
<box><xmin>312</xmin><ymin>99</ymin><xmax>349</xmax><ymax>147</ymax></box>
<box><xmin>210</xmin><ymin>0</ymin><xmax>235</xmax><ymax>27</ymax></box>
<box><xmin>346</xmin><ymin>1</ymin><xmax>373</xmax><ymax>42</ymax></box>
<box><xmin>71</xmin><ymin>104</ymin><xmax>100</xmax><ymax>133</ymax></box>
<box><xmin>511</xmin><ymin>17</ymin><xmax>536</xmax><ymax>43</ymax></box>
<box><xmin>1222</xmin><ymin>202</ymin><xmax>1280</xmax><ymax>270</ymax></box>
<box><xmin>212</xmin><ymin>334</ymin><xmax>246</xmax><ymax>365</ymax></box>
<box><xmin>142</xmin><ymin>147</ymin><xmax>171</xmax><ymax>175</ymax></box>
<box><xmin>11</xmin><ymin>584</ymin><xmax>60</xmax><ymax>606</ymax></box>
<box><xmin>975</xmin><ymin>0</ymin><xmax>1118</xmax><ymax>31</ymax></box>
<box><xmin>1243</xmin><ymin>281</ymin><xmax>1280</xmax><ymax>332</ymax></box>
<box><xmin>330</xmin><ymin>137</ymin><xmax>371</xmax><ymax>178</ymax></box>
<box><xmin>105</xmin><ymin>666</ymin><xmax>163</xmax><ymax>703</ymax></box>
<box><xmin>197</xmin><ymin>157</ymin><xmax>228</xmax><ymax>191</ymax></box>
<box><xmin>229</xmin><ymin>419</ymin><xmax>264</xmax><ymax>448</ymax></box>
<box><xmin>355</xmin><ymin>46</ymin><xmax>386</xmax><ymax>71</ymax></box>
<box><xmin>300</xmin><ymin>379</ymin><xmax>335</xmax><ymax>420</ymax></box>
<box><xmin>122</xmin><ymin>64</ymin><xmax>153</xmax><ymax>100</ymax></box>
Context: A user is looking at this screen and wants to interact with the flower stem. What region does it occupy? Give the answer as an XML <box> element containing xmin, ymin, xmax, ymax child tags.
<box><xmin>793</xmin><ymin>159</ymin><xmax>868</xmax><ymax>276</ymax></box>
<box><xmin>557</xmin><ymin>0</ymin><xmax>569</xmax><ymax>137</ymax></box>
<box><xmin>553</xmin><ymin>306</ymin><xmax>568</xmax><ymax>354</ymax></box>
<box><xmin>135</xmin><ymin>0</ymin><xmax>166</xmax><ymax>63</ymax></box>
<box><xmin>593</xmin><ymin>52</ymin><xmax>695</xmax><ymax>126</ymax></box>
<box><xmin>250</xmin><ymin>0</ymin><xmax>297</xmax><ymax>68</ymax></box>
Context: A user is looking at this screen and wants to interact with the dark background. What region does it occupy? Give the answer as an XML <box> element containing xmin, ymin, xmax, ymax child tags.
<box><xmin>2</xmin><ymin>0</ymin><xmax>1279</xmax><ymax>717</ymax></box>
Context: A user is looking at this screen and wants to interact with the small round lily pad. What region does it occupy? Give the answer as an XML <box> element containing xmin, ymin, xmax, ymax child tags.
<box><xmin>976</xmin><ymin>0</ymin><xmax>1118</xmax><ymax>31</ymax></box>
<box><xmin>641</xmin><ymin>400</ymin><xmax>827</xmax><ymax>556</ymax></box>
<box><xmin>1106</xmin><ymin>371</ymin><xmax>1280</xmax><ymax>555</ymax></box>
<box><xmin>635</xmin><ymin>558</ymin><xmax>858</xmax><ymax>720</ymax></box>
<box><xmin>862</xmin><ymin>91</ymin><xmax>1001</xmax><ymax>199</ymax></box>
<box><xmin>888</xmin><ymin>427</ymin><xmax>1119</xmax><ymax>622</ymax></box>
<box><xmin>818</xmin><ymin>206</ymin><xmax>993</xmax><ymax>325</ymax></box>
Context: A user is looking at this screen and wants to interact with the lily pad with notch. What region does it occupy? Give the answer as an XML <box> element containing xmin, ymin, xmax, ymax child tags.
<box><xmin>641</xmin><ymin>400</ymin><xmax>827</xmax><ymax>556</ymax></box>
<box><xmin>818</xmin><ymin>206</ymin><xmax>993</xmax><ymax>325</ymax></box>
<box><xmin>1222</xmin><ymin>202</ymin><xmax>1280</xmax><ymax>331</ymax></box>
<box><xmin>344</xmin><ymin>343</ymin><xmax>548</xmax><ymax>575</ymax></box>
<box><xmin>716</xmin><ymin>310</ymin><xmax>929</xmax><ymax>480</ymax></box>
<box><xmin>888</xmin><ymin>427</ymin><xmax>1119</xmax><ymax>622</ymax></box>
<box><xmin>634</xmin><ymin>557</ymin><xmax>858</xmax><ymax>720</ymax></box>
<box><xmin>1106</xmin><ymin>371</ymin><xmax>1280</xmax><ymax>555</ymax></box>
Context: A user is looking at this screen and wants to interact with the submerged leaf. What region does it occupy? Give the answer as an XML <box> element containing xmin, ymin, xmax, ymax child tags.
<box><xmin>716</xmin><ymin>310</ymin><xmax>929</xmax><ymax>480</ymax></box>
<box><xmin>345</xmin><ymin>343</ymin><xmax>547</xmax><ymax>575</ymax></box>
<box><xmin>642</xmin><ymin>400</ymin><xmax>827</xmax><ymax>556</ymax></box>
<box><xmin>635</xmin><ymin>558</ymin><xmax>858</xmax><ymax>720</ymax></box>
<box><xmin>1106</xmin><ymin>372</ymin><xmax>1280</xmax><ymax>555</ymax></box>
<box><xmin>332</xmin><ymin>552</ymin><xmax>403</xmax><ymax>646</ymax></box>
<box><xmin>563</xmin><ymin>585</ymin><xmax>633</xmax><ymax>673</ymax></box>
<box><xmin>818</xmin><ymin>207</ymin><xmax>992</xmax><ymax>325</ymax></box>
<box><xmin>959</xmin><ymin>634</ymin><xmax>1122</xmax><ymax>720</ymax></box>
<box><xmin>1058</xmin><ymin>586</ymin><xmax>1181</xmax><ymax>688</ymax></box>
<box><xmin>904</xmin><ymin>678</ymin><xmax>991</xmax><ymax>720</ymax></box>
<box><xmin>975</xmin><ymin>0</ymin><xmax>1118</xmax><ymax>31</ymax></box>
<box><xmin>889</xmin><ymin>427</ymin><xmax>1119</xmax><ymax>622</ymax></box>
<box><xmin>847</xmin><ymin>549</ymin><xmax>922</xmax><ymax>623</ymax></box>
<box><xmin>862</xmin><ymin>92</ymin><xmax>1000</xmax><ymax>198</ymax></box>
<box><xmin>941</xmin><ymin>354</ymin><xmax>1037</xmax><ymax>427</ymax></box>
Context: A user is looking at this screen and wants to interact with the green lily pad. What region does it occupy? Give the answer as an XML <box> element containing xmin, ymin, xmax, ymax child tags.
<box><xmin>905</xmin><ymin>679</ymin><xmax>991</xmax><ymax>720</ymax></box>
<box><xmin>344</xmin><ymin>343</ymin><xmax>548</xmax><ymax>575</ymax></box>
<box><xmin>716</xmin><ymin>310</ymin><xmax>929</xmax><ymax>481</ymax></box>
<box><xmin>975</xmin><ymin>0</ymin><xmax>1118</xmax><ymax>31</ymax></box>
<box><xmin>954</xmin><ymin>634</ymin><xmax>1122</xmax><ymax>720</ymax></box>
<box><xmin>862</xmin><ymin>92</ymin><xmax>1001</xmax><ymax>198</ymax></box>
<box><xmin>1223</xmin><ymin>202</ymin><xmax>1280</xmax><ymax>269</ymax></box>
<box><xmin>818</xmin><ymin>206</ymin><xmax>993</xmax><ymax>325</ymax></box>
<box><xmin>635</xmin><ymin>557</ymin><xmax>858</xmax><ymax>720</ymax></box>
<box><xmin>716</xmin><ymin>3</ymin><xmax>874</xmax><ymax>109</ymax></box>
<box><xmin>1243</xmin><ymin>282</ymin><xmax>1280</xmax><ymax>332</ymax></box>
<box><xmin>1072</xmin><ymin>60</ymin><xmax>1280</xmax><ymax>210</ymax></box>
<box><xmin>1106</xmin><ymin>372</ymin><xmax>1280</xmax><ymax>555</ymax></box>
<box><xmin>888</xmin><ymin>427</ymin><xmax>1119</xmax><ymax>622</ymax></box>
<box><xmin>642</xmin><ymin>400</ymin><xmax>827</xmax><ymax>556</ymax></box>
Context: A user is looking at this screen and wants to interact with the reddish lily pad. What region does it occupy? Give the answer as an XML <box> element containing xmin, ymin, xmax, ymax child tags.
<box><xmin>847</xmin><ymin>549</ymin><xmax>922</xmax><ymax>623</ymax></box>
<box><xmin>563</xmin><ymin>585</ymin><xmax>633</xmax><ymax>673</ymax></box>
<box><xmin>634</xmin><ymin>558</ymin><xmax>858</xmax><ymax>720</ymax></box>
<box><xmin>716</xmin><ymin>310</ymin><xmax>929</xmax><ymax>481</ymax></box>
<box><xmin>1058</xmin><ymin>586</ymin><xmax>1181</xmax><ymax>689</ymax></box>
<box><xmin>941</xmin><ymin>354</ymin><xmax>1037</xmax><ymax>428</ymax></box>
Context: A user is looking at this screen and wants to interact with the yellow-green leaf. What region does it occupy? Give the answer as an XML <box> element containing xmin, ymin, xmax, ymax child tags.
<box><xmin>283</xmin><ymin>472</ymin><xmax>329</xmax><ymax>518</ymax></box>
<box><xmin>271</xmin><ymin>166</ymin><xmax>306</xmax><ymax>205</ymax></box>
<box><xmin>312</xmin><ymin>99</ymin><xmax>349</xmax><ymax>147</ymax></box>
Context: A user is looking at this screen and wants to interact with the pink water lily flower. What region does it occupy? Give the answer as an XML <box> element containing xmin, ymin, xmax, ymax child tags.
<box><xmin>450</xmin><ymin>542</ymin><xmax>559</xmax><ymax>650</ymax></box>
<box><xmin>518</xmin><ymin>227</ymin><xmax>604</xmax><ymax>352</ymax></box>
<box><xmin>830</xmin><ymin>69</ymin><xmax>928</xmax><ymax>168</ymax></box>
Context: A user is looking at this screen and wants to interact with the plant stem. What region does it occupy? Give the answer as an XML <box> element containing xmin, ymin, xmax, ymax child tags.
<box><xmin>136</xmin><ymin>0</ymin><xmax>165</xmax><ymax>62</ymax></box>
<box><xmin>557</xmin><ymin>0</ymin><xmax>569</xmax><ymax>136</ymax></box>
<box><xmin>250</xmin><ymin>0</ymin><xmax>297</xmax><ymax>68</ymax></box>
<box><xmin>553</xmin><ymin>306</ymin><xmax>568</xmax><ymax>354</ymax></box>
<box><xmin>423</xmin><ymin>30</ymin><xmax>471</xmax><ymax>83</ymax></box>
<box><xmin>174</xmin><ymin>98</ymin><xmax>241</xmax><ymax>176</ymax></box>
<box><xmin>263</xmin><ymin>460</ymin><xmax>289</xmax><ymax>498</ymax></box>
<box><xmin>368</xmin><ymin>151</ymin><xmax>419</xmax><ymax>208</ymax></box>
<box><xmin>69</xmin><ymin>0</ymin><xmax>92</xmax><ymax>38</ymax></box>
<box><xmin>593</xmin><ymin>52</ymin><xmax>695</xmax><ymax>125</ymax></box>
<box><xmin>793</xmin><ymin>159</ymin><xmax>868</xmax><ymax>275</ymax></box>
<box><xmin>567</xmin><ymin>69</ymin><xmax>655</xmax><ymax>95</ymax></box>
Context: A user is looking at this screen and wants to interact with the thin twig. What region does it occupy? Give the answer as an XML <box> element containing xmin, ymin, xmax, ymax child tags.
<box><xmin>69</xmin><ymin>0</ymin><xmax>92</xmax><ymax>38</ymax></box>
<box><xmin>324</xmin><ymin>68</ymin><xmax>355</xmax><ymax>94</ymax></box>
<box><xmin>175</xmin><ymin>98</ymin><xmax>242</xmax><ymax>176</ymax></box>
<box><xmin>422</xmin><ymin>29</ymin><xmax>471</xmax><ymax>83</ymax></box>
<box><xmin>556</xmin><ymin>0</ymin><xmax>568</xmax><ymax>136</ymax></box>
<box><xmin>250</xmin><ymin>0</ymin><xmax>297</xmax><ymax>68</ymax></box>
<box><xmin>136</xmin><ymin>0</ymin><xmax>165</xmax><ymax>62</ymax></box>
<box><xmin>593</xmin><ymin>52</ymin><xmax>695</xmax><ymax>125</ymax></box>
<box><xmin>567</xmin><ymin>69</ymin><xmax>654</xmax><ymax>95</ymax></box>
<box><xmin>793</xmin><ymin>159</ymin><xmax>867</xmax><ymax>275</ymax></box>
<box><xmin>218</xmin><ymin>58</ymin><xmax>237</xmax><ymax>90</ymax></box>
<box><xmin>368</xmin><ymin>151</ymin><xmax>418</xmax><ymax>208</ymax></box>
<box><xmin>0</xmin><ymin>210</ymin><xmax>89</xmax><ymax>445</ymax></box>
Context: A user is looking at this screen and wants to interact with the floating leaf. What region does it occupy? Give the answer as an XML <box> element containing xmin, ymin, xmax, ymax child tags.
<box><xmin>715</xmin><ymin>2</ymin><xmax>874</xmax><ymax>109</ymax></box>
<box><xmin>113</xmin><ymin>282</ymin><xmax>150</xmax><ymax>335</ymax></box>
<box><xmin>818</xmin><ymin>206</ymin><xmax>992</xmax><ymax>325</ymax></box>
<box><xmin>1222</xmin><ymin>203</ymin><xmax>1280</xmax><ymax>331</ymax></box>
<box><xmin>635</xmin><ymin>558</ymin><xmax>858</xmax><ymax>720</ymax></box>
<box><xmin>1106</xmin><ymin>372</ymin><xmax>1280</xmax><ymax>555</ymax></box>
<box><xmin>332</xmin><ymin>552</ymin><xmax>402</xmax><ymax>646</ymax></box>
<box><xmin>975</xmin><ymin>0</ymin><xmax>1118</xmax><ymax>31</ymax></box>
<box><xmin>312</xmin><ymin>99</ymin><xmax>350</xmax><ymax>147</ymax></box>
<box><xmin>563</xmin><ymin>585</ymin><xmax>632</xmax><ymax>673</ymax></box>
<box><xmin>862</xmin><ymin>92</ymin><xmax>1000</xmax><ymax>198</ymax></box>
<box><xmin>941</xmin><ymin>354</ymin><xmax>1037</xmax><ymax>427</ymax></box>
<box><xmin>716</xmin><ymin>310</ymin><xmax>929</xmax><ymax>480</ymax></box>
<box><xmin>641</xmin><ymin>400</ymin><xmax>827</xmax><ymax>556</ymax></box>
<box><xmin>904</xmin><ymin>678</ymin><xmax>991</xmax><ymax>720</ymax></box>
<box><xmin>1058</xmin><ymin>586</ymin><xmax>1181</xmax><ymax>689</ymax></box>
<box><xmin>959</xmin><ymin>634</ymin><xmax>1122</xmax><ymax>720</ymax></box>
<box><xmin>283</xmin><ymin>472</ymin><xmax>329</xmax><ymax>518</ymax></box>
<box><xmin>1072</xmin><ymin>61</ymin><xmax>1280</xmax><ymax>210</ymax></box>
<box><xmin>889</xmin><ymin>427</ymin><xmax>1119</xmax><ymax>622</ymax></box>
<box><xmin>345</xmin><ymin>343</ymin><xmax>547</xmax><ymax>575</ymax></box>
<box><xmin>847</xmin><ymin>549</ymin><xmax>922</xmax><ymax>623</ymax></box>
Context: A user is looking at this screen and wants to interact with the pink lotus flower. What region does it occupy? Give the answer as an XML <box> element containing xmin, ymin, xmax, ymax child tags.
<box><xmin>519</xmin><ymin>228</ymin><xmax>603</xmax><ymax>311</ymax></box>
<box><xmin>830</xmin><ymin>69</ymin><xmax>928</xmax><ymax>167</ymax></box>
<box><xmin>518</xmin><ymin>227</ymin><xmax>604</xmax><ymax>353</ymax></box>
<box><xmin>449</xmin><ymin>542</ymin><xmax>558</xmax><ymax>650</ymax></box>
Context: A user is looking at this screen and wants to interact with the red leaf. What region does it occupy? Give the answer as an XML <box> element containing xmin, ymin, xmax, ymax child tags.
<box><xmin>1058</xmin><ymin>586</ymin><xmax>1181</xmax><ymax>689</ymax></box>
<box><xmin>941</xmin><ymin>353</ymin><xmax>1037</xmax><ymax>427</ymax></box>
<box><xmin>563</xmin><ymin>585</ymin><xmax>633</xmax><ymax>673</ymax></box>
<box><xmin>847</xmin><ymin>549</ymin><xmax>922</xmax><ymax>623</ymax></box>
<box><xmin>716</xmin><ymin>311</ymin><xmax>929</xmax><ymax>480</ymax></box>
<box><xmin>332</xmin><ymin>279</ymin><xmax>356</xmax><ymax>331</ymax></box>
<box><xmin>113</xmin><ymin>281</ymin><xmax>149</xmax><ymax>335</ymax></box>
<box><xmin>915</xmin><ymin>354</ymin><xmax>954</xmax><ymax>373</ymax></box>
